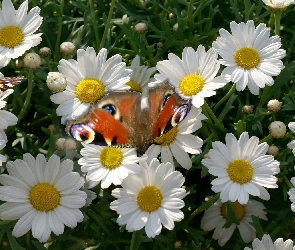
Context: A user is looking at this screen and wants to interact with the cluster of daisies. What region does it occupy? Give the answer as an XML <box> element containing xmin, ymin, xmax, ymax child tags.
<box><xmin>0</xmin><ymin>0</ymin><xmax>295</xmax><ymax>247</ymax></box>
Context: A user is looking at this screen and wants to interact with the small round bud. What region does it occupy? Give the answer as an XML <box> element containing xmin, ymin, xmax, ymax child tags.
<box><xmin>64</xmin><ymin>138</ymin><xmax>77</xmax><ymax>151</ymax></box>
<box><xmin>173</xmin><ymin>23</ymin><xmax>178</xmax><ymax>31</ymax></box>
<box><xmin>23</xmin><ymin>53</ymin><xmax>41</xmax><ymax>70</ymax></box>
<box><xmin>134</xmin><ymin>22</ymin><xmax>148</xmax><ymax>34</ymax></box>
<box><xmin>46</xmin><ymin>72</ymin><xmax>67</xmax><ymax>92</ymax></box>
<box><xmin>55</xmin><ymin>138</ymin><xmax>66</xmax><ymax>151</ymax></box>
<box><xmin>14</xmin><ymin>59</ymin><xmax>24</xmax><ymax>69</ymax></box>
<box><xmin>203</xmin><ymin>153</ymin><xmax>210</xmax><ymax>159</ymax></box>
<box><xmin>60</xmin><ymin>42</ymin><xmax>76</xmax><ymax>56</ymax></box>
<box><xmin>267</xmin><ymin>145</ymin><xmax>279</xmax><ymax>157</ymax></box>
<box><xmin>267</xmin><ymin>99</ymin><xmax>282</xmax><ymax>113</ymax></box>
<box><xmin>157</xmin><ymin>42</ymin><xmax>164</xmax><ymax>48</ymax></box>
<box><xmin>253</xmin><ymin>17</ymin><xmax>260</xmax><ymax>22</ymax></box>
<box><xmin>169</xmin><ymin>13</ymin><xmax>175</xmax><ymax>19</ymax></box>
<box><xmin>48</xmin><ymin>124</ymin><xmax>56</xmax><ymax>133</ymax></box>
<box><xmin>269</xmin><ymin>121</ymin><xmax>286</xmax><ymax>138</ymax></box>
<box><xmin>140</xmin><ymin>2</ymin><xmax>147</xmax><ymax>8</ymax></box>
<box><xmin>39</xmin><ymin>47</ymin><xmax>52</xmax><ymax>57</ymax></box>
<box><xmin>174</xmin><ymin>241</ymin><xmax>182</xmax><ymax>249</ymax></box>
<box><xmin>242</xmin><ymin>105</ymin><xmax>253</xmax><ymax>114</ymax></box>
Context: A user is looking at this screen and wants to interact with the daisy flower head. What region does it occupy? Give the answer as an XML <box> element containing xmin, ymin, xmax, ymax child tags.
<box><xmin>0</xmin><ymin>0</ymin><xmax>43</xmax><ymax>62</ymax></box>
<box><xmin>0</xmin><ymin>130</ymin><xmax>7</xmax><ymax>164</ymax></box>
<box><xmin>262</xmin><ymin>0</ymin><xmax>295</xmax><ymax>12</ymax></box>
<box><xmin>50</xmin><ymin>47</ymin><xmax>132</xmax><ymax>124</ymax></box>
<box><xmin>213</xmin><ymin>20</ymin><xmax>286</xmax><ymax>95</ymax></box>
<box><xmin>0</xmin><ymin>89</ymin><xmax>18</xmax><ymax>129</ymax></box>
<box><xmin>149</xmin><ymin>45</ymin><xmax>230</xmax><ymax>108</ymax></box>
<box><xmin>110</xmin><ymin>158</ymin><xmax>186</xmax><ymax>238</ymax></box>
<box><xmin>288</xmin><ymin>176</ymin><xmax>295</xmax><ymax>212</ymax></box>
<box><xmin>78</xmin><ymin>143</ymin><xmax>141</xmax><ymax>189</ymax></box>
<box><xmin>146</xmin><ymin>106</ymin><xmax>206</xmax><ymax>170</ymax></box>
<box><xmin>201</xmin><ymin>199</ymin><xmax>267</xmax><ymax>247</ymax></box>
<box><xmin>0</xmin><ymin>153</ymin><xmax>87</xmax><ymax>243</ymax></box>
<box><xmin>287</xmin><ymin>122</ymin><xmax>295</xmax><ymax>155</ymax></box>
<box><xmin>244</xmin><ymin>234</ymin><xmax>295</xmax><ymax>250</ymax></box>
<box><xmin>202</xmin><ymin>132</ymin><xmax>280</xmax><ymax>204</ymax></box>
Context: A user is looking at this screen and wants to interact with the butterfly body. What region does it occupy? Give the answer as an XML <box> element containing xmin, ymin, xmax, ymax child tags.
<box><xmin>67</xmin><ymin>82</ymin><xmax>190</xmax><ymax>155</ymax></box>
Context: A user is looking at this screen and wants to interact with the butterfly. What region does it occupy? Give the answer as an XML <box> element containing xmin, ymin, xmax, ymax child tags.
<box><xmin>0</xmin><ymin>76</ymin><xmax>24</xmax><ymax>94</ymax></box>
<box><xmin>66</xmin><ymin>82</ymin><xmax>191</xmax><ymax>155</ymax></box>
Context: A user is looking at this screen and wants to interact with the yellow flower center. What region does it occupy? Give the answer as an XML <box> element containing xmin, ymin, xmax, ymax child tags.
<box><xmin>0</xmin><ymin>26</ymin><xmax>24</xmax><ymax>48</ymax></box>
<box><xmin>100</xmin><ymin>147</ymin><xmax>124</xmax><ymax>169</ymax></box>
<box><xmin>126</xmin><ymin>80</ymin><xmax>142</xmax><ymax>92</ymax></box>
<box><xmin>154</xmin><ymin>126</ymin><xmax>178</xmax><ymax>146</ymax></box>
<box><xmin>227</xmin><ymin>159</ymin><xmax>253</xmax><ymax>184</ymax></box>
<box><xmin>234</xmin><ymin>47</ymin><xmax>260</xmax><ymax>70</ymax></box>
<box><xmin>220</xmin><ymin>201</ymin><xmax>245</xmax><ymax>221</ymax></box>
<box><xmin>75</xmin><ymin>78</ymin><xmax>106</xmax><ymax>103</ymax></box>
<box><xmin>29</xmin><ymin>183</ymin><xmax>60</xmax><ymax>212</ymax></box>
<box><xmin>137</xmin><ymin>185</ymin><xmax>163</xmax><ymax>212</ymax></box>
<box><xmin>179</xmin><ymin>74</ymin><xmax>205</xmax><ymax>97</ymax></box>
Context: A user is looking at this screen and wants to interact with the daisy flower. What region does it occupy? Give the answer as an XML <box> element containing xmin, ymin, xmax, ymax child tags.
<box><xmin>212</xmin><ymin>20</ymin><xmax>286</xmax><ymax>95</ymax></box>
<box><xmin>149</xmin><ymin>45</ymin><xmax>229</xmax><ymax>108</ymax></box>
<box><xmin>0</xmin><ymin>0</ymin><xmax>43</xmax><ymax>62</ymax></box>
<box><xmin>0</xmin><ymin>89</ymin><xmax>18</xmax><ymax>129</ymax></box>
<box><xmin>288</xmin><ymin>176</ymin><xmax>295</xmax><ymax>212</ymax></box>
<box><xmin>287</xmin><ymin>122</ymin><xmax>295</xmax><ymax>155</ymax></box>
<box><xmin>201</xmin><ymin>199</ymin><xmax>267</xmax><ymax>247</ymax></box>
<box><xmin>110</xmin><ymin>158</ymin><xmax>186</xmax><ymax>238</ymax></box>
<box><xmin>78</xmin><ymin>143</ymin><xmax>141</xmax><ymax>189</ymax></box>
<box><xmin>146</xmin><ymin>106</ymin><xmax>206</xmax><ymax>169</ymax></box>
<box><xmin>0</xmin><ymin>153</ymin><xmax>87</xmax><ymax>243</ymax></box>
<box><xmin>202</xmin><ymin>132</ymin><xmax>280</xmax><ymax>204</ymax></box>
<box><xmin>0</xmin><ymin>130</ymin><xmax>7</xmax><ymax>164</ymax></box>
<box><xmin>50</xmin><ymin>47</ymin><xmax>132</xmax><ymax>124</ymax></box>
<box><xmin>244</xmin><ymin>234</ymin><xmax>295</xmax><ymax>250</ymax></box>
<box><xmin>262</xmin><ymin>0</ymin><xmax>295</xmax><ymax>12</ymax></box>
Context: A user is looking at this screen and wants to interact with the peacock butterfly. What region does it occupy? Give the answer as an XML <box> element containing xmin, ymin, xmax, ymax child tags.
<box><xmin>66</xmin><ymin>82</ymin><xmax>190</xmax><ymax>155</ymax></box>
<box><xmin>0</xmin><ymin>76</ymin><xmax>24</xmax><ymax>94</ymax></box>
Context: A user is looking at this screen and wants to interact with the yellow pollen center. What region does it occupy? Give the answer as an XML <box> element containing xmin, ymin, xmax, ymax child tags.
<box><xmin>227</xmin><ymin>159</ymin><xmax>253</xmax><ymax>184</ymax></box>
<box><xmin>179</xmin><ymin>74</ymin><xmax>205</xmax><ymax>97</ymax></box>
<box><xmin>154</xmin><ymin>126</ymin><xmax>178</xmax><ymax>146</ymax></box>
<box><xmin>137</xmin><ymin>185</ymin><xmax>163</xmax><ymax>212</ymax></box>
<box><xmin>29</xmin><ymin>183</ymin><xmax>60</xmax><ymax>212</ymax></box>
<box><xmin>75</xmin><ymin>78</ymin><xmax>106</xmax><ymax>103</ymax></box>
<box><xmin>126</xmin><ymin>80</ymin><xmax>142</xmax><ymax>92</ymax></box>
<box><xmin>220</xmin><ymin>201</ymin><xmax>245</xmax><ymax>221</ymax></box>
<box><xmin>234</xmin><ymin>47</ymin><xmax>260</xmax><ymax>70</ymax></box>
<box><xmin>100</xmin><ymin>147</ymin><xmax>123</xmax><ymax>169</ymax></box>
<box><xmin>0</xmin><ymin>26</ymin><xmax>24</xmax><ymax>48</ymax></box>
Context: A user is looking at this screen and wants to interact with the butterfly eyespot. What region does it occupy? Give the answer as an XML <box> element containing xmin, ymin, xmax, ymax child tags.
<box><xmin>162</xmin><ymin>94</ymin><xmax>172</xmax><ymax>107</ymax></box>
<box><xmin>171</xmin><ymin>104</ymin><xmax>190</xmax><ymax>127</ymax></box>
<box><xmin>102</xmin><ymin>104</ymin><xmax>116</xmax><ymax>115</ymax></box>
<box><xmin>70</xmin><ymin>124</ymin><xmax>95</xmax><ymax>143</ymax></box>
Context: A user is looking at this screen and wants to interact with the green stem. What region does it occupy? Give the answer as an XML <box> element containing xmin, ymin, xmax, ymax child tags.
<box><xmin>54</xmin><ymin>0</ymin><xmax>65</xmax><ymax>62</ymax></box>
<box><xmin>185</xmin><ymin>193</ymin><xmax>220</xmax><ymax>225</ymax></box>
<box><xmin>284</xmin><ymin>176</ymin><xmax>294</xmax><ymax>189</ymax></box>
<box><xmin>99</xmin><ymin>0</ymin><xmax>116</xmax><ymax>50</ymax></box>
<box><xmin>213</xmin><ymin>83</ymin><xmax>236</xmax><ymax>113</ymax></box>
<box><xmin>244</xmin><ymin>0</ymin><xmax>250</xmax><ymax>22</ymax></box>
<box><xmin>274</xmin><ymin>12</ymin><xmax>281</xmax><ymax>36</ymax></box>
<box><xmin>203</xmin><ymin>102</ymin><xmax>228</xmax><ymax>133</ymax></box>
<box><xmin>187</xmin><ymin>0</ymin><xmax>194</xmax><ymax>23</ymax></box>
<box><xmin>89</xmin><ymin>0</ymin><xmax>100</xmax><ymax>51</ymax></box>
<box><xmin>259</xmin><ymin>134</ymin><xmax>272</xmax><ymax>144</ymax></box>
<box><xmin>18</xmin><ymin>70</ymin><xmax>33</xmax><ymax>122</ymax></box>
<box><xmin>285</xmin><ymin>28</ymin><xmax>295</xmax><ymax>62</ymax></box>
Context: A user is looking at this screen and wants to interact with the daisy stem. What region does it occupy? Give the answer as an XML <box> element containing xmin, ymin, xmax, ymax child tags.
<box><xmin>213</xmin><ymin>83</ymin><xmax>236</xmax><ymax>113</ymax></box>
<box><xmin>274</xmin><ymin>12</ymin><xmax>281</xmax><ymax>36</ymax></box>
<box><xmin>258</xmin><ymin>134</ymin><xmax>272</xmax><ymax>144</ymax></box>
<box><xmin>89</xmin><ymin>0</ymin><xmax>100</xmax><ymax>51</ymax></box>
<box><xmin>99</xmin><ymin>0</ymin><xmax>116</xmax><ymax>50</ymax></box>
<box><xmin>244</xmin><ymin>0</ymin><xmax>250</xmax><ymax>22</ymax></box>
<box><xmin>54</xmin><ymin>0</ymin><xmax>64</xmax><ymax>62</ymax></box>
<box><xmin>17</xmin><ymin>70</ymin><xmax>33</xmax><ymax>122</ymax></box>
<box><xmin>284</xmin><ymin>176</ymin><xmax>294</xmax><ymax>189</ymax></box>
<box><xmin>203</xmin><ymin>102</ymin><xmax>228</xmax><ymax>133</ymax></box>
<box><xmin>184</xmin><ymin>193</ymin><xmax>220</xmax><ymax>225</ymax></box>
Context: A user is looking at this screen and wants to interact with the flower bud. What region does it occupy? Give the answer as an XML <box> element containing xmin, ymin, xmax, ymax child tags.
<box><xmin>134</xmin><ymin>22</ymin><xmax>148</xmax><ymax>34</ymax></box>
<box><xmin>14</xmin><ymin>59</ymin><xmax>24</xmax><ymax>69</ymax></box>
<box><xmin>56</xmin><ymin>138</ymin><xmax>66</xmax><ymax>151</ymax></box>
<box><xmin>46</xmin><ymin>72</ymin><xmax>67</xmax><ymax>92</ymax></box>
<box><xmin>39</xmin><ymin>47</ymin><xmax>52</xmax><ymax>57</ymax></box>
<box><xmin>23</xmin><ymin>53</ymin><xmax>41</xmax><ymax>70</ymax></box>
<box><xmin>174</xmin><ymin>241</ymin><xmax>182</xmax><ymax>249</ymax></box>
<box><xmin>267</xmin><ymin>145</ymin><xmax>279</xmax><ymax>157</ymax></box>
<box><xmin>157</xmin><ymin>42</ymin><xmax>164</xmax><ymax>48</ymax></box>
<box><xmin>269</xmin><ymin>121</ymin><xmax>286</xmax><ymax>138</ymax></box>
<box><xmin>169</xmin><ymin>13</ymin><xmax>175</xmax><ymax>19</ymax></box>
<box><xmin>173</xmin><ymin>23</ymin><xmax>178</xmax><ymax>31</ymax></box>
<box><xmin>64</xmin><ymin>138</ymin><xmax>77</xmax><ymax>151</ymax></box>
<box><xmin>60</xmin><ymin>42</ymin><xmax>76</xmax><ymax>56</ymax></box>
<box><xmin>267</xmin><ymin>99</ymin><xmax>282</xmax><ymax>112</ymax></box>
<box><xmin>48</xmin><ymin>124</ymin><xmax>56</xmax><ymax>133</ymax></box>
<box><xmin>242</xmin><ymin>105</ymin><xmax>253</xmax><ymax>114</ymax></box>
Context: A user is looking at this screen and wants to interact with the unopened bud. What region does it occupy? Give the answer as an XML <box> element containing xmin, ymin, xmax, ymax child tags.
<box><xmin>242</xmin><ymin>105</ymin><xmax>253</xmax><ymax>114</ymax></box>
<box><xmin>48</xmin><ymin>124</ymin><xmax>56</xmax><ymax>133</ymax></box>
<box><xmin>267</xmin><ymin>145</ymin><xmax>279</xmax><ymax>157</ymax></box>
<box><xmin>269</xmin><ymin>121</ymin><xmax>286</xmax><ymax>138</ymax></box>
<box><xmin>39</xmin><ymin>47</ymin><xmax>52</xmax><ymax>57</ymax></box>
<box><xmin>56</xmin><ymin>138</ymin><xmax>66</xmax><ymax>151</ymax></box>
<box><xmin>64</xmin><ymin>138</ymin><xmax>77</xmax><ymax>151</ymax></box>
<box><xmin>47</xmin><ymin>72</ymin><xmax>67</xmax><ymax>92</ymax></box>
<box><xmin>267</xmin><ymin>99</ymin><xmax>282</xmax><ymax>112</ymax></box>
<box><xmin>134</xmin><ymin>22</ymin><xmax>148</xmax><ymax>34</ymax></box>
<box><xmin>173</xmin><ymin>23</ymin><xmax>178</xmax><ymax>31</ymax></box>
<box><xmin>60</xmin><ymin>42</ymin><xmax>76</xmax><ymax>56</ymax></box>
<box><xmin>23</xmin><ymin>53</ymin><xmax>41</xmax><ymax>70</ymax></box>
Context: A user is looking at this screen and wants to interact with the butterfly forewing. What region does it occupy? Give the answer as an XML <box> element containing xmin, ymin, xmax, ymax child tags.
<box><xmin>0</xmin><ymin>76</ymin><xmax>24</xmax><ymax>94</ymax></box>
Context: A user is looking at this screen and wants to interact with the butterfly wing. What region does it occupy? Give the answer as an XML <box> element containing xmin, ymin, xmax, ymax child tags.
<box><xmin>0</xmin><ymin>76</ymin><xmax>24</xmax><ymax>94</ymax></box>
<box><xmin>66</xmin><ymin>91</ymin><xmax>141</xmax><ymax>147</ymax></box>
